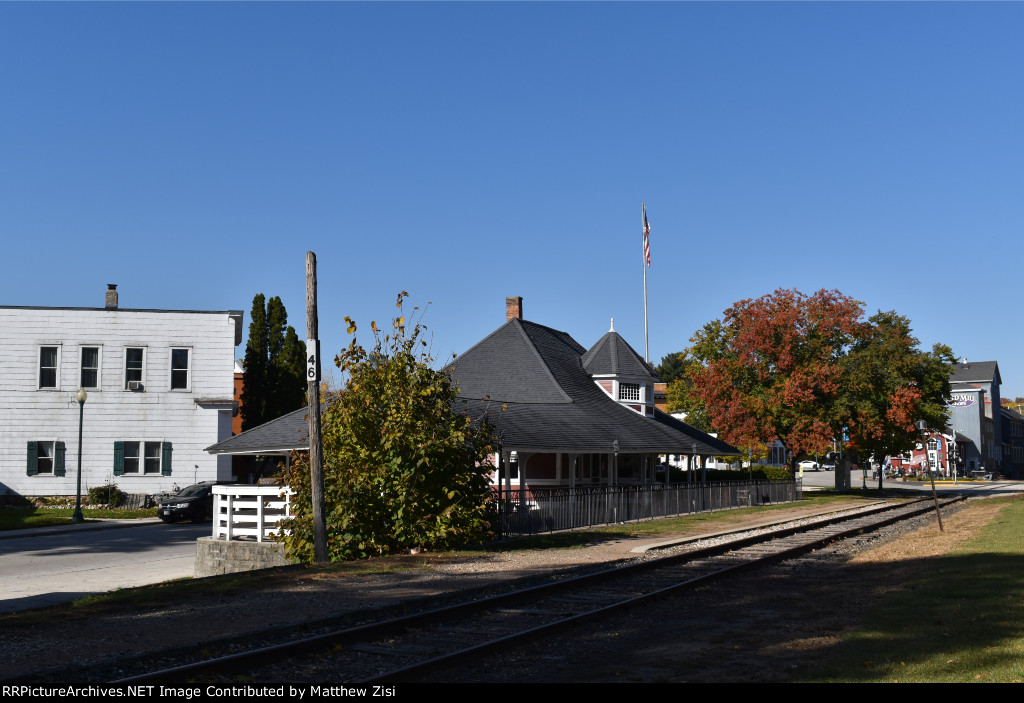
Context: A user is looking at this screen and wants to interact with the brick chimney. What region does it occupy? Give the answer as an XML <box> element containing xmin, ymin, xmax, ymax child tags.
<box><xmin>105</xmin><ymin>284</ymin><xmax>118</xmax><ymax>309</ymax></box>
<box><xmin>506</xmin><ymin>296</ymin><xmax>523</xmax><ymax>322</ymax></box>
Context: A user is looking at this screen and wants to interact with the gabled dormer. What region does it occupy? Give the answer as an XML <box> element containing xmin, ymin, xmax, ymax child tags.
<box><xmin>582</xmin><ymin>319</ymin><xmax>657</xmax><ymax>417</ymax></box>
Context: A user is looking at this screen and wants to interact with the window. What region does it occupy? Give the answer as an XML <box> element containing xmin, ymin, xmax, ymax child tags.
<box><xmin>114</xmin><ymin>441</ymin><xmax>171</xmax><ymax>476</ymax></box>
<box><xmin>39</xmin><ymin>347</ymin><xmax>59</xmax><ymax>388</ymax></box>
<box><xmin>80</xmin><ymin>347</ymin><xmax>100</xmax><ymax>389</ymax></box>
<box><xmin>27</xmin><ymin>441</ymin><xmax>65</xmax><ymax>476</ymax></box>
<box><xmin>170</xmin><ymin>348</ymin><xmax>190</xmax><ymax>390</ymax></box>
<box><xmin>619</xmin><ymin>382</ymin><xmax>640</xmax><ymax>401</ymax></box>
<box><xmin>125</xmin><ymin>348</ymin><xmax>144</xmax><ymax>389</ymax></box>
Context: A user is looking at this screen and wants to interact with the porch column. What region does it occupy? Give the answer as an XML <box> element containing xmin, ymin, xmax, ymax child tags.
<box><xmin>503</xmin><ymin>449</ymin><xmax>512</xmax><ymax>500</ymax></box>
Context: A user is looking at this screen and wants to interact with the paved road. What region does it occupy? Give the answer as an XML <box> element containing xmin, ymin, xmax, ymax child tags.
<box><xmin>0</xmin><ymin>521</ymin><xmax>209</xmax><ymax>614</ymax></box>
<box><xmin>799</xmin><ymin>468</ymin><xmax>1024</xmax><ymax>495</ymax></box>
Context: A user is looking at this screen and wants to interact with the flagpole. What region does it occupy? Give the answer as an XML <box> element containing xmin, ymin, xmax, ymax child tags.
<box><xmin>642</xmin><ymin>202</ymin><xmax>649</xmax><ymax>363</ymax></box>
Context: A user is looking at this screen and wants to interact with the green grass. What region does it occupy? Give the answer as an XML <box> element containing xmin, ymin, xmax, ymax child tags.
<box><xmin>806</xmin><ymin>495</ymin><xmax>1024</xmax><ymax>683</ymax></box>
<box><xmin>485</xmin><ymin>491</ymin><xmax>883</xmax><ymax>551</ymax></box>
<box><xmin>0</xmin><ymin>506</ymin><xmax>158</xmax><ymax>530</ymax></box>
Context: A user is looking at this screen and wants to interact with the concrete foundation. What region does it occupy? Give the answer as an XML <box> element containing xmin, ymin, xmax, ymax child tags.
<box><xmin>195</xmin><ymin>536</ymin><xmax>293</xmax><ymax>577</ymax></box>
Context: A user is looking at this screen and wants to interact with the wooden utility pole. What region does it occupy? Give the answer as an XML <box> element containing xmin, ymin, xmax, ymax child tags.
<box><xmin>306</xmin><ymin>251</ymin><xmax>328</xmax><ymax>563</ymax></box>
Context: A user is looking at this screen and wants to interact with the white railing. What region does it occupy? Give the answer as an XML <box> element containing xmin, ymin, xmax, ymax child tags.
<box><xmin>212</xmin><ymin>485</ymin><xmax>293</xmax><ymax>542</ymax></box>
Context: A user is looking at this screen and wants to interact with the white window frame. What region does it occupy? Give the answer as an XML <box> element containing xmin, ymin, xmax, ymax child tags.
<box><xmin>79</xmin><ymin>345</ymin><xmax>102</xmax><ymax>390</ymax></box>
<box><xmin>618</xmin><ymin>382</ymin><xmax>641</xmax><ymax>402</ymax></box>
<box><xmin>38</xmin><ymin>345</ymin><xmax>61</xmax><ymax>389</ymax></box>
<box><xmin>122</xmin><ymin>440</ymin><xmax>164</xmax><ymax>475</ymax></box>
<box><xmin>35</xmin><ymin>440</ymin><xmax>56</xmax><ymax>475</ymax></box>
<box><xmin>170</xmin><ymin>347</ymin><xmax>191</xmax><ymax>391</ymax></box>
<box><xmin>124</xmin><ymin>346</ymin><xmax>146</xmax><ymax>390</ymax></box>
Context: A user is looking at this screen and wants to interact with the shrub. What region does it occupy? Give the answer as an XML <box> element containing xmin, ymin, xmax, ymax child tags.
<box><xmin>88</xmin><ymin>484</ymin><xmax>124</xmax><ymax>508</ymax></box>
<box><xmin>280</xmin><ymin>295</ymin><xmax>499</xmax><ymax>563</ymax></box>
<box><xmin>683</xmin><ymin>466</ymin><xmax>793</xmax><ymax>482</ymax></box>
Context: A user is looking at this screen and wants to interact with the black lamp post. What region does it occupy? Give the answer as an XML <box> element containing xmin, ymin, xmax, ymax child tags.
<box><xmin>612</xmin><ymin>439</ymin><xmax>619</xmax><ymax>486</ymax></box>
<box><xmin>72</xmin><ymin>388</ymin><xmax>87</xmax><ymax>523</ymax></box>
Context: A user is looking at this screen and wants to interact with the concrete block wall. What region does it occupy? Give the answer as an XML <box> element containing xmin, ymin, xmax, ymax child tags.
<box><xmin>195</xmin><ymin>536</ymin><xmax>293</xmax><ymax>577</ymax></box>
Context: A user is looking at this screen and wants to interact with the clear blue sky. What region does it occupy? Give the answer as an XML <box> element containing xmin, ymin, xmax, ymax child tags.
<box><xmin>3</xmin><ymin>3</ymin><xmax>1023</xmax><ymax>394</ymax></box>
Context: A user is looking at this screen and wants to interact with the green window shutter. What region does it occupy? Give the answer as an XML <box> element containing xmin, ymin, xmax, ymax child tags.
<box><xmin>161</xmin><ymin>442</ymin><xmax>173</xmax><ymax>476</ymax></box>
<box><xmin>55</xmin><ymin>441</ymin><xmax>66</xmax><ymax>477</ymax></box>
<box><xmin>27</xmin><ymin>441</ymin><xmax>38</xmax><ymax>476</ymax></box>
<box><xmin>113</xmin><ymin>441</ymin><xmax>124</xmax><ymax>476</ymax></box>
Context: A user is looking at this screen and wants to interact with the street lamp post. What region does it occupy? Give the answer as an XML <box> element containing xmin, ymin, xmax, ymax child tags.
<box><xmin>612</xmin><ymin>439</ymin><xmax>619</xmax><ymax>523</ymax></box>
<box><xmin>72</xmin><ymin>388</ymin><xmax>87</xmax><ymax>523</ymax></box>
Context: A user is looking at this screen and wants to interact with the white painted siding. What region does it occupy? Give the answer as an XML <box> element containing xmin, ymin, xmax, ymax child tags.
<box><xmin>0</xmin><ymin>307</ymin><xmax>241</xmax><ymax>496</ymax></box>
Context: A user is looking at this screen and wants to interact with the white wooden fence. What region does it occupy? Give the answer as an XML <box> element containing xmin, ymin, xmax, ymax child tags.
<box><xmin>212</xmin><ymin>485</ymin><xmax>293</xmax><ymax>542</ymax></box>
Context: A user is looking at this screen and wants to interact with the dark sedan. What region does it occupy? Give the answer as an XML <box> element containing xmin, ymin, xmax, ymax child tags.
<box><xmin>158</xmin><ymin>481</ymin><xmax>218</xmax><ymax>523</ymax></box>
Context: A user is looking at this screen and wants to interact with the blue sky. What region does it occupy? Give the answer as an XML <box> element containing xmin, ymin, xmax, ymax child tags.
<box><xmin>3</xmin><ymin>3</ymin><xmax>1023</xmax><ymax>394</ymax></box>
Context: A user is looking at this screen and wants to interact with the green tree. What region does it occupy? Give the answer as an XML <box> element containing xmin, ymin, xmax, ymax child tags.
<box><xmin>280</xmin><ymin>293</ymin><xmax>498</xmax><ymax>563</ymax></box>
<box><xmin>841</xmin><ymin>311</ymin><xmax>955</xmax><ymax>488</ymax></box>
<box><xmin>240</xmin><ymin>294</ymin><xmax>269</xmax><ymax>431</ymax></box>
<box><xmin>654</xmin><ymin>352</ymin><xmax>688</xmax><ymax>384</ymax></box>
<box><xmin>240</xmin><ymin>294</ymin><xmax>306</xmax><ymax>431</ymax></box>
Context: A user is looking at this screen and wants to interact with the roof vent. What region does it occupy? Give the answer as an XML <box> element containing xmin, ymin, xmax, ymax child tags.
<box><xmin>105</xmin><ymin>284</ymin><xmax>118</xmax><ymax>309</ymax></box>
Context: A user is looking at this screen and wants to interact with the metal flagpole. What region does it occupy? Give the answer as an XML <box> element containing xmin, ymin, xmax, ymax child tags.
<box><xmin>642</xmin><ymin>203</ymin><xmax>650</xmax><ymax>363</ymax></box>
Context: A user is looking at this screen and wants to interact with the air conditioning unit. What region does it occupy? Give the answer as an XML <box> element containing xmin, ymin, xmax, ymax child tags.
<box><xmin>127</xmin><ymin>381</ymin><xmax>143</xmax><ymax>391</ymax></box>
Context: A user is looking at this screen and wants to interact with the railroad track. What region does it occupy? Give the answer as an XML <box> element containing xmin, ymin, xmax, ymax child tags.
<box><xmin>94</xmin><ymin>495</ymin><xmax>961</xmax><ymax>684</ymax></box>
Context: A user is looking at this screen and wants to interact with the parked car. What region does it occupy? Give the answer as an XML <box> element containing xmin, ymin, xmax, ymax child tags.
<box><xmin>158</xmin><ymin>481</ymin><xmax>218</xmax><ymax>523</ymax></box>
<box><xmin>820</xmin><ymin>462</ymin><xmax>836</xmax><ymax>471</ymax></box>
<box><xmin>798</xmin><ymin>460</ymin><xmax>820</xmax><ymax>472</ymax></box>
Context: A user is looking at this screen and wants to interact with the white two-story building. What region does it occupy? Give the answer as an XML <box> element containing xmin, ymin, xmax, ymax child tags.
<box><xmin>0</xmin><ymin>285</ymin><xmax>242</xmax><ymax>498</ymax></box>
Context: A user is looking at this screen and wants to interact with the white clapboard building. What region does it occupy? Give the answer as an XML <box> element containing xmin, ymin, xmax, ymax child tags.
<box><xmin>1</xmin><ymin>285</ymin><xmax>242</xmax><ymax>497</ymax></box>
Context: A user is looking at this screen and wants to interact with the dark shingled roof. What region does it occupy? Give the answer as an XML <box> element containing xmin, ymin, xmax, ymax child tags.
<box><xmin>446</xmin><ymin>319</ymin><xmax>738</xmax><ymax>455</ymax></box>
<box><xmin>653</xmin><ymin>409</ymin><xmax>741</xmax><ymax>456</ymax></box>
<box><xmin>208</xmin><ymin>318</ymin><xmax>740</xmax><ymax>458</ymax></box>
<box><xmin>951</xmin><ymin>361</ymin><xmax>1001</xmax><ymax>385</ymax></box>
<box><xmin>206</xmin><ymin>406</ymin><xmax>312</xmax><ymax>454</ymax></box>
<box><xmin>581</xmin><ymin>329</ymin><xmax>656</xmax><ymax>379</ymax></box>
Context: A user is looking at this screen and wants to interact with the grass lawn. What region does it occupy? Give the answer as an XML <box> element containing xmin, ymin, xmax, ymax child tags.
<box><xmin>807</xmin><ymin>494</ymin><xmax>1024</xmax><ymax>683</ymax></box>
<box><xmin>0</xmin><ymin>506</ymin><xmax>158</xmax><ymax>530</ymax></box>
<box><xmin>485</xmin><ymin>490</ymin><xmax>884</xmax><ymax>551</ymax></box>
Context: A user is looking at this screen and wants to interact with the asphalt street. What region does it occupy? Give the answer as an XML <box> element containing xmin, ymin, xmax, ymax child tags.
<box><xmin>799</xmin><ymin>468</ymin><xmax>1024</xmax><ymax>496</ymax></box>
<box><xmin>0</xmin><ymin>520</ymin><xmax>209</xmax><ymax>614</ymax></box>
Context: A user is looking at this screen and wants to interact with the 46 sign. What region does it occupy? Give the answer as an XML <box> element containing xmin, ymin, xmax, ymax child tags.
<box><xmin>306</xmin><ymin>339</ymin><xmax>320</xmax><ymax>382</ymax></box>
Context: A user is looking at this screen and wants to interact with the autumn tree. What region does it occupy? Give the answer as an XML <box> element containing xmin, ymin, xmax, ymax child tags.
<box><xmin>841</xmin><ymin>311</ymin><xmax>955</xmax><ymax>489</ymax></box>
<box><xmin>686</xmin><ymin>289</ymin><xmax>864</xmax><ymax>470</ymax></box>
<box><xmin>240</xmin><ymin>294</ymin><xmax>306</xmax><ymax>431</ymax></box>
<box><xmin>659</xmin><ymin>352</ymin><xmax>713</xmax><ymax>434</ymax></box>
<box><xmin>280</xmin><ymin>294</ymin><xmax>498</xmax><ymax>563</ymax></box>
<box><xmin>686</xmin><ymin>289</ymin><xmax>957</xmax><ymax>489</ymax></box>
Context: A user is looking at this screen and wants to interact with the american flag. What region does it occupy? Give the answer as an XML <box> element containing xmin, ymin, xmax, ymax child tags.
<box><xmin>642</xmin><ymin>203</ymin><xmax>651</xmax><ymax>267</ymax></box>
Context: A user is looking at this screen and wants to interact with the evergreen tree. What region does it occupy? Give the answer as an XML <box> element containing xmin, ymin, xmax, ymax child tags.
<box><xmin>240</xmin><ymin>294</ymin><xmax>306</xmax><ymax>431</ymax></box>
<box><xmin>240</xmin><ymin>294</ymin><xmax>268</xmax><ymax>431</ymax></box>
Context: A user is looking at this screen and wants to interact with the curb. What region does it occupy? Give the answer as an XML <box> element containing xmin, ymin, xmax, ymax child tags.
<box><xmin>0</xmin><ymin>518</ymin><xmax>165</xmax><ymax>541</ymax></box>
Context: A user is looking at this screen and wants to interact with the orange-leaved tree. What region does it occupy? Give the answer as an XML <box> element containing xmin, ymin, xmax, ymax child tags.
<box><xmin>687</xmin><ymin>288</ymin><xmax>864</xmax><ymax>470</ymax></box>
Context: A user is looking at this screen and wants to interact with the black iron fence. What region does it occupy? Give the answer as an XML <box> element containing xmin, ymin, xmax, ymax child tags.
<box><xmin>496</xmin><ymin>480</ymin><xmax>801</xmax><ymax>537</ymax></box>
